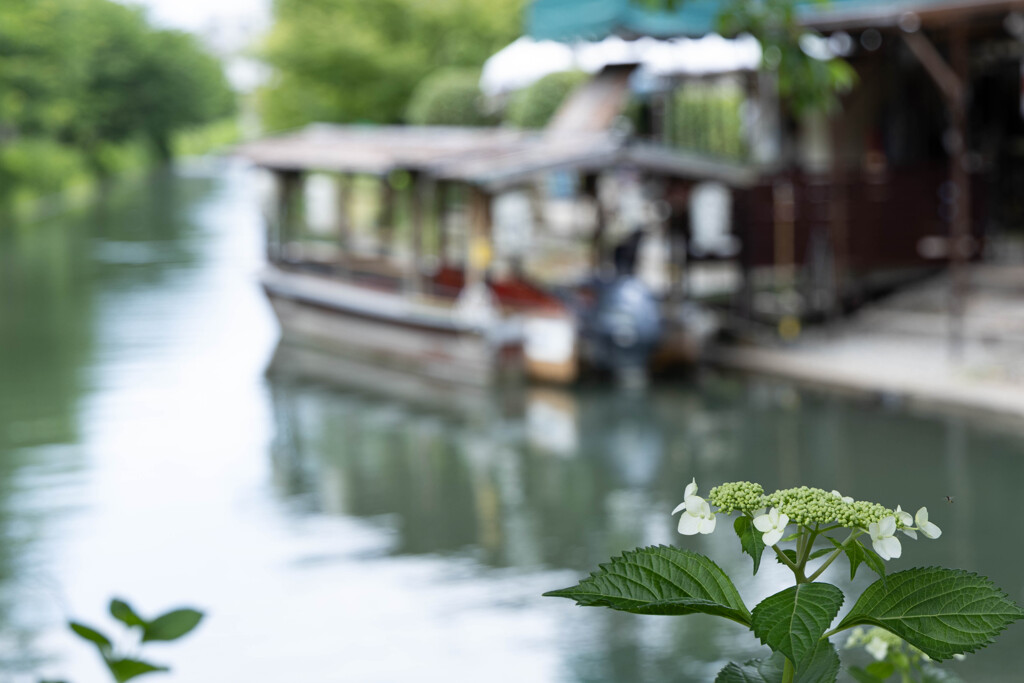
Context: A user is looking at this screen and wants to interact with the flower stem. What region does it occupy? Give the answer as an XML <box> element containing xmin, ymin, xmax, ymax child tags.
<box><xmin>782</xmin><ymin>656</ymin><xmax>795</xmax><ymax>683</ymax></box>
<box><xmin>772</xmin><ymin>544</ymin><xmax>806</xmax><ymax>582</ymax></box>
<box><xmin>806</xmin><ymin>529</ymin><xmax>861</xmax><ymax>582</ymax></box>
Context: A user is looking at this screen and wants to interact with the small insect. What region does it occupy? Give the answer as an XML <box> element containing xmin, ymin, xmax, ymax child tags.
<box><xmin>944</xmin><ymin>496</ymin><xmax>955</xmax><ymax>503</ymax></box>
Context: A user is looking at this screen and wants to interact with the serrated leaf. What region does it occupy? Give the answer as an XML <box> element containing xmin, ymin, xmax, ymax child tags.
<box><xmin>141</xmin><ymin>608</ymin><xmax>204</xmax><ymax>642</ymax></box>
<box><xmin>835</xmin><ymin>567</ymin><xmax>1024</xmax><ymax>660</ymax></box>
<box><xmin>714</xmin><ymin>642</ymin><xmax>839</xmax><ymax>683</ymax></box>
<box><xmin>544</xmin><ymin>545</ymin><xmax>751</xmax><ymax>625</ymax></box>
<box><xmin>110</xmin><ymin>598</ymin><xmax>146</xmax><ymax>628</ymax></box>
<box><xmin>106</xmin><ymin>658</ymin><xmax>169</xmax><ymax>683</ymax></box>
<box><xmin>735</xmin><ymin>516</ymin><xmax>766</xmax><ymax>575</ymax></box>
<box><xmin>714</xmin><ymin>654</ymin><xmax>785</xmax><ymax>683</ymax></box>
<box><xmin>752</xmin><ymin>583</ymin><xmax>844</xmax><ymax>671</ymax></box>
<box><xmin>69</xmin><ymin>622</ymin><xmax>112</xmax><ymax>653</ymax></box>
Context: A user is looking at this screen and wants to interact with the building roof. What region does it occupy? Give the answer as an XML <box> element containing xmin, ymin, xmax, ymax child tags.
<box><xmin>527</xmin><ymin>0</ymin><xmax>1024</xmax><ymax>41</ymax></box>
<box><xmin>236</xmin><ymin>124</ymin><xmax>757</xmax><ymax>190</ymax></box>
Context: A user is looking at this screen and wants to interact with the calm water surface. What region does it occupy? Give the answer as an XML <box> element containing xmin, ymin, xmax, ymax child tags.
<box><xmin>1</xmin><ymin>162</ymin><xmax>1022</xmax><ymax>682</ymax></box>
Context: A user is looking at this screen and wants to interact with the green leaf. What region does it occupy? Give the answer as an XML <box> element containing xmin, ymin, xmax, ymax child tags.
<box><xmin>848</xmin><ymin>666</ymin><xmax>885</xmax><ymax>683</ymax></box>
<box><xmin>775</xmin><ymin>549</ymin><xmax>798</xmax><ymax>566</ymax></box>
<box><xmin>835</xmin><ymin>567</ymin><xmax>1024</xmax><ymax>660</ymax></box>
<box><xmin>69</xmin><ymin>622</ymin><xmax>112</xmax><ymax>653</ymax></box>
<box><xmin>865</xmin><ymin>660</ymin><xmax>896</xmax><ymax>678</ymax></box>
<box><xmin>715</xmin><ymin>642</ymin><xmax>839</xmax><ymax>683</ymax></box>
<box><xmin>751</xmin><ymin>583</ymin><xmax>844</xmax><ymax>671</ymax></box>
<box><xmin>544</xmin><ymin>545</ymin><xmax>751</xmax><ymax>625</ymax></box>
<box><xmin>734</xmin><ymin>516</ymin><xmax>766</xmax><ymax>575</ymax></box>
<box><xmin>110</xmin><ymin>598</ymin><xmax>146</xmax><ymax>628</ymax></box>
<box><xmin>808</xmin><ymin>547</ymin><xmax>833</xmax><ymax>561</ymax></box>
<box><xmin>141</xmin><ymin>608</ymin><xmax>204</xmax><ymax>642</ymax></box>
<box><xmin>106</xmin><ymin>658</ymin><xmax>169</xmax><ymax>683</ymax></box>
<box><xmin>859</xmin><ymin>542</ymin><xmax>886</xmax><ymax>581</ymax></box>
<box><xmin>714</xmin><ymin>654</ymin><xmax>785</xmax><ymax>683</ymax></box>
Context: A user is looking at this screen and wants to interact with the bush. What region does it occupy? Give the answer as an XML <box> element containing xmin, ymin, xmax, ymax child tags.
<box><xmin>504</xmin><ymin>70</ymin><xmax>589</xmax><ymax>129</ymax></box>
<box><xmin>405</xmin><ymin>68</ymin><xmax>489</xmax><ymax>126</ymax></box>
<box><xmin>0</xmin><ymin>138</ymin><xmax>89</xmax><ymax>196</ymax></box>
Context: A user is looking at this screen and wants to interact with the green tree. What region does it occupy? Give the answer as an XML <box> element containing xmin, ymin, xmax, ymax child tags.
<box><xmin>405</xmin><ymin>68</ymin><xmax>489</xmax><ymax>126</ymax></box>
<box><xmin>258</xmin><ymin>0</ymin><xmax>524</xmax><ymax>130</ymax></box>
<box><xmin>0</xmin><ymin>0</ymin><xmax>234</xmax><ymax>203</ymax></box>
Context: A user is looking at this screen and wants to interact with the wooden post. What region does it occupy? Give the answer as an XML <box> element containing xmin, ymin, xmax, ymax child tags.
<box><xmin>335</xmin><ymin>173</ymin><xmax>352</xmax><ymax>268</ymax></box>
<box><xmin>948</xmin><ymin>24</ymin><xmax>971</xmax><ymax>358</ymax></box>
<box><xmin>583</xmin><ymin>174</ymin><xmax>605</xmax><ymax>271</ymax></box>
<box><xmin>466</xmin><ymin>185</ymin><xmax>492</xmax><ymax>288</ymax></box>
<box><xmin>901</xmin><ymin>23</ymin><xmax>970</xmax><ymax>357</ymax></box>
<box><xmin>829</xmin><ymin>113</ymin><xmax>849</xmax><ymax>321</ymax></box>
<box><xmin>276</xmin><ymin>170</ymin><xmax>303</xmax><ymax>264</ymax></box>
<box><xmin>435</xmin><ymin>180</ymin><xmax>449</xmax><ymax>266</ymax></box>
<box><xmin>376</xmin><ymin>174</ymin><xmax>395</xmax><ymax>258</ymax></box>
<box><xmin>405</xmin><ymin>171</ymin><xmax>430</xmax><ymax>294</ymax></box>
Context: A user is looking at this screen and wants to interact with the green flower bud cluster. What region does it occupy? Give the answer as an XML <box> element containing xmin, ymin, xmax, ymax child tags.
<box><xmin>708</xmin><ymin>481</ymin><xmax>765</xmax><ymax>514</ymax></box>
<box><xmin>763</xmin><ymin>486</ymin><xmax>896</xmax><ymax>529</ymax></box>
<box><xmin>836</xmin><ymin>500</ymin><xmax>897</xmax><ymax>529</ymax></box>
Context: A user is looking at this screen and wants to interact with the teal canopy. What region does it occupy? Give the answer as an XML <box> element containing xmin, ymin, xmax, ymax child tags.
<box><xmin>527</xmin><ymin>0</ymin><xmax>954</xmax><ymax>42</ymax></box>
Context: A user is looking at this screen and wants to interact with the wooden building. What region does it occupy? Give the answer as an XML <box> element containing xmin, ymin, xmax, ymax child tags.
<box><xmin>531</xmin><ymin>0</ymin><xmax>1024</xmax><ymax>333</ymax></box>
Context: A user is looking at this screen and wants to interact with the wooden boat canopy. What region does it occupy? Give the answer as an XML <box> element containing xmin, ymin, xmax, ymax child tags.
<box><xmin>237</xmin><ymin>124</ymin><xmax>757</xmax><ymax>191</ymax></box>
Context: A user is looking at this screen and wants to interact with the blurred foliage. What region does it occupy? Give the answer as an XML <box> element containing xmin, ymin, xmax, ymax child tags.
<box><xmin>718</xmin><ymin>0</ymin><xmax>856</xmax><ymax>116</ymax></box>
<box><xmin>670</xmin><ymin>83</ymin><xmax>747</xmax><ymax>160</ymax></box>
<box><xmin>0</xmin><ymin>0</ymin><xmax>234</xmax><ymax>205</ymax></box>
<box><xmin>48</xmin><ymin>597</ymin><xmax>204</xmax><ymax>683</ymax></box>
<box><xmin>504</xmin><ymin>70</ymin><xmax>589</xmax><ymax>129</ymax></box>
<box><xmin>258</xmin><ymin>0</ymin><xmax>524</xmax><ymax>130</ymax></box>
<box><xmin>171</xmin><ymin>118</ymin><xmax>242</xmax><ymax>158</ymax></box>
<box><xmin>405</xmin><ymin>68</ymin><xmax>490</xmax><ymax>126</ymax></box>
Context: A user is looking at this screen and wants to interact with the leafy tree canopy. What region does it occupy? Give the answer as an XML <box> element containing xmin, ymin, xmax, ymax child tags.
<box><xmin>258</xmin><ymin>0</ymin><xmax>524</xmax><ymax>130</ymax></box>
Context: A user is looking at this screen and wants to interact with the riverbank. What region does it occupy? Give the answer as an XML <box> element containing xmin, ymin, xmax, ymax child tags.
<box><xmin>706</xmin><ymin>265</ymin><xmax>1024</xmax><ymax>425</ymax></box>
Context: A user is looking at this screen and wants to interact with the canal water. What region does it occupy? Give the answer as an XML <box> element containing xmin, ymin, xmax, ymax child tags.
<box><xmin>1</xmin><ymin>161</ymin><xmax>1022</xmax><ymax>682</ymax></box>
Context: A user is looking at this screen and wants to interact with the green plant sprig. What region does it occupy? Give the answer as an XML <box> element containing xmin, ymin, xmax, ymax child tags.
<box><xmin>545</xmin><ymin>479</ymin><xmax>1022</xmax><ymax>683</ymax></box>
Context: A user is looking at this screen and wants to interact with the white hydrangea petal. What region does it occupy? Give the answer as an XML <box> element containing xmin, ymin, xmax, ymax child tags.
<box><xmin>878</xmin><ymin>516</ymin><xmax>897</xmax><ymax>537</ymax></box>
<box><xmin>698</xmin><ymin>515</ymin><xmax>717</xmax><ymax>534</ymax></box>
<box><xmin>871</xmin><ymin>537</ymin><xmax>892</xmax><ymax>560</ymax></box>
<box><xmin>895</xmin><ymin>505</ymin><xmax>914</xmax><ymax>527</ymax></box>
<box><xmin>920</xmin><ymin>521</ymin><xmax>942</xmax><ymax>539</ymax></box>
<box><xmin>915</xmin><ymin>507</ymin><xmax>930</xmax><ymax>527</ymax></box>
<box><xmin>866</xmin><ymin>637</ymin><xmax>889</xmax><ymax>661</ymax></box>
<box><xmin>753</xmin><ymin>515</ymin><xmax>773</xmax><ymax>532</ymax></box>
<box><xmin>678</xmin><ymin>512</ymin><xmax>702</xmax><ymax>535</ymax></box>
<box><xmin>684</xmin><ymin>478</ymin><xmax>698</xmax><ymax>499</ymax></box>
<box><xmin>763</xmin><ymin>527</ymin><xmax>784</xmax><ymax>546</ymax></box>
<box><xmin>879</xmin><ymin>536</ymin><xmax>902</xmax><ymax>560</ymax></box>
<box><xmin>671</xmin><ymin>501</ymin><xmax>687</xmax><ymax>515</ymax></box>
<box><xmin>901</xmin><ymin>528</ymin><xmax>918</xmax><ymax>540</ymax></box>
<box><xmin>777</xmin><ymin>512</ymin><xmax>790</xmax><ymax>528</ymax></box>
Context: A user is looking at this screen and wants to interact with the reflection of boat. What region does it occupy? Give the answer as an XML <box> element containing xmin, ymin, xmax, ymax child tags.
<box><xmin>239</xmin><ymin>124</ymin><xmax>740</xmax><ymax>384</ymax></box>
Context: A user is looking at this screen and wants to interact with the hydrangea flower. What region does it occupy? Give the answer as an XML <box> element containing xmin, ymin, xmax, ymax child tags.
<box><xmin>753</xmin><ymin>507</ymin><xmax>789</xmax><ymax>546</ymax></box>
<box><xmin>672</xmin><ymin>478</ymin><xmax>716</xmax><ymax>535</ymax></box>
<box><xmin>868</xmin><ymin>516</ymin><xmax>902</xmax><ymax>560</ymax></box>
<box><xmin>894</xmin><ymin>505</ymin><xmax>917</xmax><ymax>539</ymax></box>
<box><xmin>865</xmin><ymin>636</ymin><xmax>890</xmax><ymax>661</ymax></box>
<box><xmin>915</xmin><ymin>507</ymin><xmax>942</xmax><ymax>539</ymax></box>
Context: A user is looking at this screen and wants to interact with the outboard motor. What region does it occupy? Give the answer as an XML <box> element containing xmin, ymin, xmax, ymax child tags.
<box><xmin>582</xmin><ymin>276</ymin><xmax>662</xmax><ymax>380</ymax></box>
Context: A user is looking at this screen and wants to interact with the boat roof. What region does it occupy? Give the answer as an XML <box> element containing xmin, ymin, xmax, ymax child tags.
<box><xmin>237</xmin><ymin>124</ymin><xmax>757</xmax><ymax>190</ymax></box>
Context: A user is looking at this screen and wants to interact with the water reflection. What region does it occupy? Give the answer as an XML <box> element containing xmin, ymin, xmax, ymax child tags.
<box><xmin>267</xmin><ymin>346</ymin><xmax>1024</xmax><ymax>681</ymax></box>
<box><xmin>0</xmin><ymin>161</ymin><xmax>1022</xmax><ymax>681</ymax></box>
